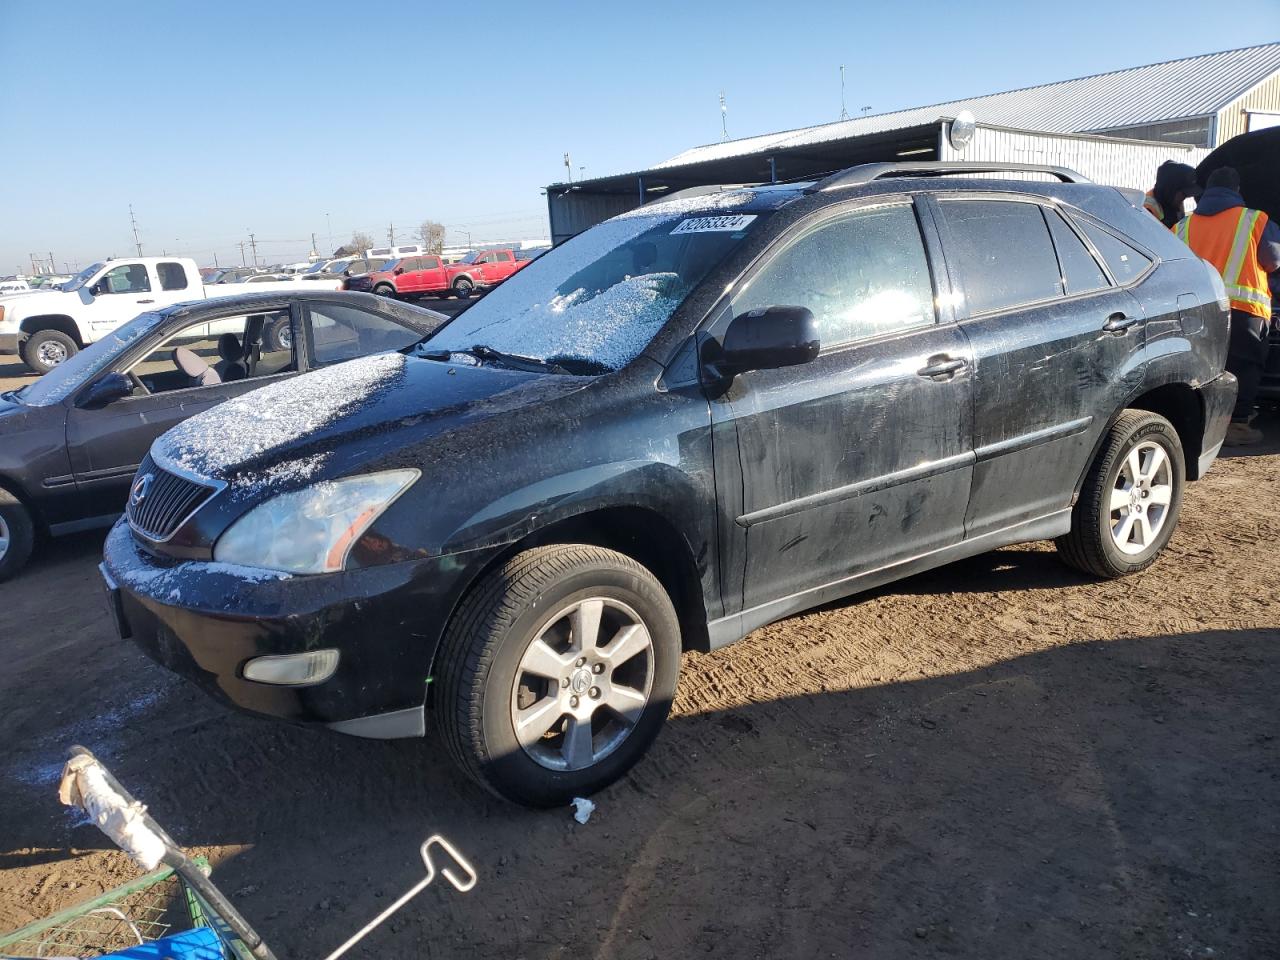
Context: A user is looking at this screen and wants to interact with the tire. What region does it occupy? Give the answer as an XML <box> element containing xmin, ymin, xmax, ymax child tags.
<box><xmin>435</xmin><ymin>544</ymin><xmax>681</xmax><ymax>807</ymax></box>
<box><xmin>21</xmin><ymin>329</ymin><xmax>78</xmax><ymax>375</ymax></box>
<box><xmin>452</xmin><ymin>277</ymin><xmax>475</xmax><ymax>299</ymax></box>
<box><xmin>0</xmin><ymin>490</ymin><xmax>35</xmax><ymax>583</ymax></box>
<box><xmin>1056</xmin><ymin>409</ymin><xmax>1185</xmax><ymax>579</ymax></box>
<box><xmin>265</xmin><ymin>317</ymin><xmax>293</xmax><ymax>352</ymax></box>
<box><xmin>373</xmin><ymin>283</ymin><xmax>398</xmax><ymax>300</ymax></box>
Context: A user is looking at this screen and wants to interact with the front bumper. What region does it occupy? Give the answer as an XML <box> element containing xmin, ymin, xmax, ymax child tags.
<box><xmin>1196</xmin><ymin>371</ymin><xmax>1237</xmax><ymax>478</ymax></box>
<box><xmin>100</xmin><ymin>520</ymin><xmax>498</xmax><ymax>738</ymax></box>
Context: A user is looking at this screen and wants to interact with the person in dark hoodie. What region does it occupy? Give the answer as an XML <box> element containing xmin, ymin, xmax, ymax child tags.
<box><xmin>1144</xmin><ymin>161</ymin><xmax>1201</xmax><ymax>229</ymax></box>
<box><xmin>1175</xmin><ymin>166</ymin><xmax>1280</xmax><ymax>446</ymax></box>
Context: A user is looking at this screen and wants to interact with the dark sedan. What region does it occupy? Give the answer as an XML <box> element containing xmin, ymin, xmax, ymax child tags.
<box><xmin>0</xmin><ymin>291</ymin><xmax>443</xmax><ymax>580</ymax></box>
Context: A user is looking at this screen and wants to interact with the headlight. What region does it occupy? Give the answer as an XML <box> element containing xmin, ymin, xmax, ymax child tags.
<box><xmin>213</xmin><ymin>469</ymin><xmax>419</xmax><ymax>574</ymax></box>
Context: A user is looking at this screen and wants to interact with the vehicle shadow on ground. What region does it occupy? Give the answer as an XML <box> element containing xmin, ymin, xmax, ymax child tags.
<box><xmin>3</xmin><ymin>626</ymin><xmax>1276</xmax><ymax>959</ymax></box>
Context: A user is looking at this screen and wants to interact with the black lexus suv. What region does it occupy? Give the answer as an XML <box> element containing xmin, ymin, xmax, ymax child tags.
<box><xmin>102</xmin><ymin>162</ymin><xmax>1235</xmax><ymax>806</ymax></box>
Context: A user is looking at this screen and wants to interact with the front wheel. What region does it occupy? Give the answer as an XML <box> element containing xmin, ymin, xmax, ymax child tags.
<box><xmin>0</xmin><ymin>490</ymin><xmax>35</xmax><ymax>582</ymax></box>
<box><xmin>373</xmin><ymin>283</ymin><xmax>398</xmax><ymax>299</ymax></box>
<box><xmin>435</xmin><ymin>545</ymin><xmax>681</xmax><ymax>807</ymax></box>
<box><xmin>21</xmin><ymin>329</ymin><xmax>78</xmax><ymax>375</ymax></box>
<box><xmin>1056</xmin><ymin>409</ymin><xmax>1185</xmax><ymax>578</ymax></box>
<box><xmin>265</xmin><ymin>316</ymin><xmax>292</xmax><ymax>352</ymax></box>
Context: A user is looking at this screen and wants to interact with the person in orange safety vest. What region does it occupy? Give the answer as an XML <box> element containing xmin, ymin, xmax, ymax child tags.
<box><xmin>1174</xmin><ymin>166</ymin><xmax>1280</xmax><ymax>446</ymax></box>
<box><xmin>1144</xmin><ymin>161</ymin><xmax>1200</xmax><ymax>229</ymax></box>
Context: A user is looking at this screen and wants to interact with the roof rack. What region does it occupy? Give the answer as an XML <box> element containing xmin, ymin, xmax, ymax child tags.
<box><xmin>812</xmin><ymin>161</ymin><xmax>1090</xmax><ymax>193</ymax></box>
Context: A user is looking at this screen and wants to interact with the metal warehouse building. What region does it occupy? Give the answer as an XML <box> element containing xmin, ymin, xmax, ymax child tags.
<box><xmin>546</xmin><ymin>43</ymin><xmax>1280</xmax><ymax>244</ymax></box>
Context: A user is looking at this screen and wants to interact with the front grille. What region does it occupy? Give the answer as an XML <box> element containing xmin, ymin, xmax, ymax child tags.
<box><xmin>126</xmin><ymin>454</ymin><xmax>218</xmax><ymax>541</ymax></box>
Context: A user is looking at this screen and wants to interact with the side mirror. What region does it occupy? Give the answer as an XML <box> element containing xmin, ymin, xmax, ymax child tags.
<box><xmin>719</xmin><ymin>306</ymin><xmax>820</xmax><ymax>375</ymax></box>
<box><xmin>78</xmin><ymin>372</ymin><xmax>132</xmax><ymax>409</ymax></box>
<box><xmin>394</xmin><ymin>267</ymin><xmax>405</xmax><ymax>275</ymax></box>
<box><xmin>88</xmin><ymin>282</ymin><xmax>105</xmax><ymax>297</ymax></box>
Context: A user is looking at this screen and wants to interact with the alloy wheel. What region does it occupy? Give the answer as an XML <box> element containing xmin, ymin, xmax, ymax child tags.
<box><xmin>1109</xmin><ymin>440</ymin><xmax>1173</xmax><ymax>555</ymax></box>
<box><xmin>509</xmin><ymin>597</ymin><xmax>655</xmax><ymax>772</ymax></box>
<box><xmin>0</xmin><ymin>514</ymin><xmax>9</xmax><ymax>562</ymax></box>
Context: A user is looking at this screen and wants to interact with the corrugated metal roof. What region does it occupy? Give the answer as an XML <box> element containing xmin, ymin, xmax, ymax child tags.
<box><xmin>655</xmin><ymin>43</ymin><xmax>1280</xmax><ymax>170</ymax></box>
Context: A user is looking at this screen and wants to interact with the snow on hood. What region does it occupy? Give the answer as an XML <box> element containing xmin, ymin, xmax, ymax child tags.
<box><xmin>155</xmin><ymin>351</ymin><xmax>409</xmax><ymax>482</ymax></box>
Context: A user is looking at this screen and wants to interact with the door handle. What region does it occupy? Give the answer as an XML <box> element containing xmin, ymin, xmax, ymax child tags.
<box><xmin>917</xmin><ymin>355</ymin><xmax>966</xmax><ymax>381</ymax></box>
<box><xmin>1102</xmin><ymin>312</ymin><xmax>1137</xmax><ymax>334</ymax></box>
<box><xmin>136</xmin><ymin>298</ymin><xmax>155</xmax><ymax>304</ymax></box>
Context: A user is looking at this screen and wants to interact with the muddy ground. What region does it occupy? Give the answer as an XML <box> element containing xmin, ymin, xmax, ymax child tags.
<box><xmin>1</xmin><ymin>421</ymin><xmax>1277</xmax><ymax>959</ymax></box>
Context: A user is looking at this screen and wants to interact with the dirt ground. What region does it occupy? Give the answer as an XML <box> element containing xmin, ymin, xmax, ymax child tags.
<box><xmin>1</xmin><ymin>418</ymin><xmax>1278</xmax><ymax>959</ymax></box>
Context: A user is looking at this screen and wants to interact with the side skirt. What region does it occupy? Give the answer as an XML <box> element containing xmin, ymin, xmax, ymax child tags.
<box><xmin>705</xmin><ymin>509</ymin><xmax>1072</xmax><ymax>650</ymax></box>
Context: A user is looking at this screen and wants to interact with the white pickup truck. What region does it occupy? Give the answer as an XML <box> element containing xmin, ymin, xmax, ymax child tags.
<box><xmin>0</xmin><ymin>257</ymin><xmax>340</xmax><ymax>374</ymax></box>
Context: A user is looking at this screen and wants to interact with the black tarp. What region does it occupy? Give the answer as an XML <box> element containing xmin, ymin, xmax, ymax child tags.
<box><xmin>1196</xmin><ymin>127</ymin><xmax>1280</xmax><ymax>221</ymax></box>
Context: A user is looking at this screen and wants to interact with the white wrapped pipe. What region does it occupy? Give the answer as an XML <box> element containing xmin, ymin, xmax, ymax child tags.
<box><xmin>58</xmin><ymin>755</ymin><xmax>167</xmax><ymax>871</ymax></box>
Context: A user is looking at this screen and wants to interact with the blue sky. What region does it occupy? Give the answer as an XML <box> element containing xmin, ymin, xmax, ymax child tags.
<box><xmin>1</xmin><ymin>1</ymin><xmax>1276</xmax><ymax>272</ymax></box>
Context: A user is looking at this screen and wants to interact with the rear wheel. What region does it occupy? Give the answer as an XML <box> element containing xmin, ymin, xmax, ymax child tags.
<box><xmin>21</xmin><ymin>329</ymin><xmax>78</xmax><ymax>375</ymax></box>
<box><xmin>1056</xmin><ymin>410</ymin><xmax>1184</xmax><ymax>578</ymax></box>
<box><xmin>435</xmin><ymin>544</ymin><xmax>681</xmax><ymax>807</ymax></box>
<box><xmin>0</xmin><ymin>490</ymin><xmax>35</xmax><ymax>582</ymax></box>
<box><xmin>452</xmin><ymin>277</ymin><xmax>475</xmax><ymax>299</ymax></box>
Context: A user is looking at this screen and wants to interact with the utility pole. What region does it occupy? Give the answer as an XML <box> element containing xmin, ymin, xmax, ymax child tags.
<box><xmin>248</xmin><ymin>232</ymin><xmax>258</xmax><ymax>266</ymax></box>
<box><xmin>387</xmin><ymin>222</ymin><xmax>395</xmax><ymax>247</ymax></box>
<box><xmin>563</xmin><ymin>152</ymin><xmax>573</xmax><ymax>184</ymax></box>
<box><xmin>129</xmin><ymin>204</ymin><xmax>143</xmax><ymax>255</ymax></box>
<box><xmin>213</xmin><ymin>252</ymin><xmax>219</xmax><ymax>267</ymax></box>
<box><xmin>310</xmin><ymin>232</ymin><xmax>319</xmax><ymax>258</ymax></box>
<box><xmin>839</xmin><ymin>65</ymin><xmax>849</xmax><ymax>121</ymax></box>
<box><xmin>237</xmin><ymin>241</ymin><xmax>247</xmax><ymax>266</ymax></box>
<box><xmin>719</xmin><ymin>91</ymin><xmax>729</xmax><ymax>142</ymax></box>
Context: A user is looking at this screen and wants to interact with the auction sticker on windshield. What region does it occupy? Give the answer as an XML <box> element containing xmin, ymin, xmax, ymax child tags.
<box><xmin>670</xmin><ymin>214</ymin><xmax>757</xmax><ymax>234</ymax></box>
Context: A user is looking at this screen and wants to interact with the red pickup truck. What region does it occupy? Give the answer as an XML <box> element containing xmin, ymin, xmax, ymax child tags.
<box><xmin>346</xmin><ymin>248</ymin><xmax>536</xmax><ymax>299</ymax></box>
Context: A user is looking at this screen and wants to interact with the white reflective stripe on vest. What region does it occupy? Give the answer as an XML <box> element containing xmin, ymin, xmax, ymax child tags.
<box><xmin>1175</xmin><ymin>218</ymin><xmax>1191</xmax><ymax>242</ymax></box>
<box><xmin>1223</xmin><ymin>209</ymin><xmax>1263</xmax><ymax>289</ymax></box>
<box><xmin>1225</xmin><ymin>283</ymin><xmax>1270</xmax><ymax>308</ymax></box>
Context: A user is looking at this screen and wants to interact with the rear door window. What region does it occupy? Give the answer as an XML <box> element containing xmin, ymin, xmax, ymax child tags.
<box><xmin>157</xmin><ymin>262</ymin><xmax>188</xmax><ymax>291</ymax></box>
<box><xmin>1078</xmin><ymin>221</ymin><xmax>1153</xmax><ymax>284</ymax></box>
<box><xmin>1045</xmin><ymin>210</ymin><xmax>1109</xmax><ymax>295</ymax></box>
<box><xmin>938</xmin><ymin>199</ymin><xmax>1063</xmax><ymax>315</ymax></box>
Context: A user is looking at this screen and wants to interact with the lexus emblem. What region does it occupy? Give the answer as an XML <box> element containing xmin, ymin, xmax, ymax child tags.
<box><xmin>130</xmin><ymin>473</ymin><xmax>154</xmax><ymax>507</ymax></box>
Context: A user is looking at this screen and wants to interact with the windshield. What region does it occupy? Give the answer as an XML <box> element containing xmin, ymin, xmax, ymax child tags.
<box><xmin>61</xmin><ymin>262</ymin><xmax>105</xmax><ymax>293</ymax></box>
<box><xmin>426</xmin><ymin>207</ymin><xmax>765</xmax><ymax>372</ymax></box>
<box><xmin>16</xmin><ymin>310</ymin><xmax>167</xmax><ymax>406</ymax></box>
<box><xmin>302</xmin><ymin>261</ymin><xmax>327</xmax><ymax>274</ymax></box>
<box><xmin>458</xmin><ymin>251</ymin><xmax>481</xmax><ymax>264</ymax></box>
<box><xmin>380</xmin><ymin>259</ymin><xmax>402</xmax><ymax>273</ymax></box>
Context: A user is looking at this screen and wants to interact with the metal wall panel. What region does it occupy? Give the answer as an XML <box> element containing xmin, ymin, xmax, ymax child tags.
<box><xmin>939</xmin><ymin>124</ymin><xmax>1210</xmax><ymax>191</ymax></box>
<box><xmin>1217</xmin><ymin>72</ymin><xmax>1280</xmax><ymax>142</ymax></box>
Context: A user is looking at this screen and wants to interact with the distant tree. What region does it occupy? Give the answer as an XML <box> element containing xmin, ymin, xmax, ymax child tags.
<box><xmin>348</xmin><ymin>231</ymin><xmax>376</xmax><ymax>256</ymax></box>
<box><xmin>417</xmin><ymin>219</ymin><xmax>446</xmax><ymax>254</ymax></box>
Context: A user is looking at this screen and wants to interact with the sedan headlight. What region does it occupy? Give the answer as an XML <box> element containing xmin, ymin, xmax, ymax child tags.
<box><xmin>214</xmin><ymin>469</ymin><xmax>419</xmax><ymax>574</ymax></box>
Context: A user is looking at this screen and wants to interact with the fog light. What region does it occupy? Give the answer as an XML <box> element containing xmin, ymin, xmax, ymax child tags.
<box><xmin>242</xmin><ymin>650</ymin><xmax>339</xmax><ymax>686</ymax></box>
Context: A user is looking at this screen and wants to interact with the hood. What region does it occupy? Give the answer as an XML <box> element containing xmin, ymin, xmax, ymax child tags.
<box><xmin>0</xmin><ymin>289</ymin><xmax>74</xmax><ymax>315</ymax></box>
<box><xmin>151</xmin><ymin>351</ymin><xmax>591</xmax><ymax>493</ymax></box>
<box><xmin>1194</xmin><ymin>186</ymin><xmax>1246</xmax><ymax>218</ymax></box>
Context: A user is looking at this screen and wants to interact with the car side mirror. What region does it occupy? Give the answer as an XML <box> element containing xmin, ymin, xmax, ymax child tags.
<box><xmin>78</xmin><ymin>372</ymin><xmax>132</xmax><ymax>409</ymax></box>
<box><xmin>719</xmin><ymin>306</ymin><xmax>820</xmax><ymax>375</ymax></box>
<box><xmin>88</xmin><ymin>282</ymin><xmax>105</xmax><ymax>297</ymax></box>
<box><xmin>394</xmin><ymin>267</ymin><xmax>405</xmax><ymax>275</ymax></box>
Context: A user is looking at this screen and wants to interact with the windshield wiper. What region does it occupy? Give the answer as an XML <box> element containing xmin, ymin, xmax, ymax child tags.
<box><xmin>411</xmin><ymin>343</ymin><xmax>569</xmax><ymax>374</ymax></box>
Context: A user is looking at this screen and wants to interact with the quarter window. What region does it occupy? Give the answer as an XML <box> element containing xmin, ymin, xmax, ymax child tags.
<box><xmin>939</xmin><ymin>199</ymin><xmax>1062</xmax><ymax>315</ymax></box>
<box><xmin>157</xmin><ymin>262</ymin><xmax>188</xmax><ymax>291</ymax></box>
<box><xmin>1078</xmin><ymin>221</ymin><xmax>1153</xmax><ymax>284</ymax></box>
<box><xmin>732</xmin><ymin>203</ymin><xmax>936</xmax><ymax>348</ymax></box>
<box><xmin>1045</xmin><ymin>210</ymin><xmax>1109</xmax><ymax>295</ymax></box>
